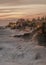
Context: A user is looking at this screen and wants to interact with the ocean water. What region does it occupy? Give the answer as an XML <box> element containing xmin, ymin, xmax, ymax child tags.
<box><xmin>0</xmin><ymin>28</ymin><xmax>46</xmax><ymax>65</ymax></box>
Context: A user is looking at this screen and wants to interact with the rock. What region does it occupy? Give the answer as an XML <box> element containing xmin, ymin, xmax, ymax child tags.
<box><xmin>13</xmin><ymin>32</ymin><xmax>31</xmax><ymax>38</ymax></box>
<box><xmin>13</xmin><ymin>34</ymin><xmax>24</xmax><ymax>37</ymax></box>
<box><xmin>35</xmin><ymin>53</ymin><xmax>41</xmax><ymax>60</ymax></box>
<box><xmin>0</xmin><ymin>47</ymin><xmax>3</xmax><ymax>51</ymax></box>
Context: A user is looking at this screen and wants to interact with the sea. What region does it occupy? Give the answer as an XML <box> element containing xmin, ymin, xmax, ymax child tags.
<box><xmin>0</xmin><ymin>28</ymin><xmax>46</xmax><ymax>65</ymax></box>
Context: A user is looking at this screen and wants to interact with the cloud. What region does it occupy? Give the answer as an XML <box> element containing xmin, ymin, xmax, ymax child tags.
<box><xmin>0</xmin><ymin>0</ymin><xmax>46</xmax><ymax>6</ymax></box>
<box><xmin>0</xmin><ymin>4</ymin><xmax>46</xmax><ymax>19</ymax></box>
<box><xmin>0</xmin><ymin>5</ymin><xmax>46</xmax><ymax>16</ymax></box>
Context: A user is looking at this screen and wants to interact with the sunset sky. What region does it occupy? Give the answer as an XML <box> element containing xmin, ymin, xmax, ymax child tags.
<box><xmin>0</xmin><ymin>0</ymin><xmax>46</xmax><ymax>19</ymax></box>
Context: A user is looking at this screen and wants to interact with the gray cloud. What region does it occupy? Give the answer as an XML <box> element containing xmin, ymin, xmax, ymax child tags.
<box><xmin>0</xmin><ymin>0</ymin><xmax>46</xmax><ymax>6</ymax></box>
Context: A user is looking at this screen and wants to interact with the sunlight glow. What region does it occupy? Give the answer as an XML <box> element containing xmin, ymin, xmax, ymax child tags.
<box><xmin>0</xmin><ymin>4</ymin><xmax>46</xmax><ymax>19</ymax></box>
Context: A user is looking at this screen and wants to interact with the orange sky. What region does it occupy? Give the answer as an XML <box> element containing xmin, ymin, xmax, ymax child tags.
<box><xmin>0</xmin><ymin>5</ymin><xmax>46</xmax><ymax>19</ymax></box>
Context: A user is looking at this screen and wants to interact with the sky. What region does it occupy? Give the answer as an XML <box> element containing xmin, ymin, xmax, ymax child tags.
<box><xmin>0</xmin><ymin>0</ymin><xmax>46</xmax><ymax>19</ymax></box>
<box><xmin>0</xmin><ymin>0</ymin><xmax>46</xmax><ymax>6</ymax></box>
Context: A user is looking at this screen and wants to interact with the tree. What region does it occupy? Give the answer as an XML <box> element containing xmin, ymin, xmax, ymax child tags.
<box><xmin>42</xmin><ymin>22</ymin><xmax>46</xmax><ymax>34</ymax></box>
<box><xmin>37</xmin><ymin>17</ymin><xmax>41</xmax><ymax>21</ymax></box>
<box><xmin>41</xmin><ymin>16</ymin><xmax>45</xmax><ymax>21</ymax></box>
<box><xmin>44</xmin><ymin>16</ymin><xmax>46</xmax><ymax>20</ymax></box>
<box><xmin>32</xmin><ymin>18</ymin><xmax>36</xmax><ymax>22</ymax></box>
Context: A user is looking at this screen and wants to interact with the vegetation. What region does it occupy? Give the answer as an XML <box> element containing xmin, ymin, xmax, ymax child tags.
<box><xmin>6</xmin><ymin>22</ymin><xmax>16</xmax><ymax>29</ymax></box>
<box><xmin>6</xmin><ymin>16</ymin><xmax>46</xmax><ymax>30</ymax></box>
